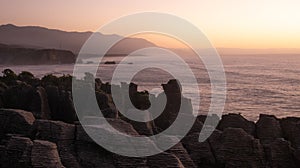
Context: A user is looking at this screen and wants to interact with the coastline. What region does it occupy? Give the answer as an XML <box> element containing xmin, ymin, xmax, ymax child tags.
<box><xmin>0</xmin><ymin>69</ymin><xmax>300</xmax><ymax>167</ymax></box>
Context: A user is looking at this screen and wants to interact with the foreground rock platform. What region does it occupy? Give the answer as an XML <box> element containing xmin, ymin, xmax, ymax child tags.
<box><xmin>0</xmin><ymin>108</ymin><xmax>300</xmax><ymax>168</ymax></box>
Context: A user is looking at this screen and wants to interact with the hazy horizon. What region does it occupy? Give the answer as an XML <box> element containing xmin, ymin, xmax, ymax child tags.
<box><xmin>1</xmin><ymin>0</ymin><xmax>300</xmax><ymax>50</ymax></box>
<box><xmin>1</xmin><ymin>23</ymin><xmax>300</xmax><ymax>55</ymax></box>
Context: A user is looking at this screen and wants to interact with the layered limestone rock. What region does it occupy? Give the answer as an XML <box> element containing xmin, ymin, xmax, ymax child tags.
<box><xmin>1</xmin><ymin>136</ymin><xmax>33</xmax><ymax>167</ymax></box>
<box><xmin>33</xmin><ymin>119</ymin><xmax>79</xmax><ymax>167</ymax></box>
<box><xmin>0</xmin><ymin>109</ymin><xmax>35</xmax><ymax>139</ymax></box>
<box><xmin>256</xmin><ymin>114</ymin><xmax>283</xmax><ymax>144</ymax></box>
<box><xmin>217</xmin><ymin>113</ymin><xmax>256</xmax><ymax>135</ymax></box>
<box><xmin>209</xmin><ymin>128</ymin><xmax>266</xmax><ymax>168</ymax></box>
<box><xmin>31</xmin><ymin>140</ymin><xmax>64</xmax><ymax>168</ymax></box>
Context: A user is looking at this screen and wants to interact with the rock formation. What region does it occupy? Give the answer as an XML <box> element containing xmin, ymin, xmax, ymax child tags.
<box><xmin>1</xmin><ymin>72</ymin><xmax>300</xmax><ymax>167</ymax></box>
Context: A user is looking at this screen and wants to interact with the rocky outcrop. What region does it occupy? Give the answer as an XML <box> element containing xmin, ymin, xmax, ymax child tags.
<box><xmin>2</xmin><ymin>107</ymin><xmax>300</xmax><ymax>167</ymax></box>
<box><xmin>31</xmin><ymin>86</ymin><xmax>51</xmax><ymax>119</ymax></box>
<box><xmin>0</xmin><ymin>109</ymin><xmax>35</xmax><ymax>139</ymax></box>
<box><xmin>217</xmin><ymin>113</ymin><xmax>256</xmax><ymax>135</ymax></box>
<box><xmin>33</xmin><ymin>119</ymin><xmax>79</xmax><ymax>167</ymax></box>
<box><xmin>209</xmin><ymin>128</ymin><xmax>266</xmax><ymax>168</ymax></box>
<box><xmin>75</xmin><ymin>140</ymin><xmax>115</xmax><ymax>168</ymax></box>
<box><xmin>2</xmin><ymin>73</ymin><xmax>300</xmax><ymax>168</ymax></box>
<box><xmin>1</xmin><ymin>136</ymin><xmax>33</xmax><ymax>167</ymax></box>
<box><xmin>256</xmin><ymin>114</ymin><xmax>283</xmax><ymax>144</ymax></box>
<box><xmin>197</xmin><ymin>114</ymin><xmax>220</xmax><ymax>127</ymax></box>
<box><xmin>2</xmin><ymin>84</ymin><xmax>51</xmax><ymax>119</ymax></box>
<box><xmin>76</xmin><ymin>118</ymin><xmax>149</xmax><ymax>167</ymax></box>
<box><xmin>31</xmin><ymin>140</ymin><xmax>64</xmax><ymax>168</ymax></box>
<box><xmin>280</xmin><ymin>117</ymin><xmax>300</xmax><ymax>149</ymax></box>
<box><xmin>152</xmin><ymin>79</ymin><xmax>193</xmax><ymax>134</ymax></box>
<box><xmin>264</xmin><ymin>138</ymin><xmax>297</xmax><ymax>168</ymax></box>
<box><xmin>182</xmin><ymin>132</ymin><xmax>216</xmax><ymax>167</ymax></box>
<box><xmin>2</xmin><ymin>83</ymin><xmax>35</xmax><ymax>110</ymax></box>
<box><xmin>156</xmin><ymin>135</ymin><xmax>197</xmax><ymax>168</ymax></box>
<box><xmin>45</xmin><ymin>86</ymin><xmax>76</xmax><ymax>123</ymax></box>
<box><xmin>96</xmin><ymin>91</ymin><xmax>118</xmax><ymax>118</ymax></box>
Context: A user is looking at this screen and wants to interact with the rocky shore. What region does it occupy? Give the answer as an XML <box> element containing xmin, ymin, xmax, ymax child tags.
<box><xmin>0</xmin><ymin>69</ymin><xmax>300</xmax><ymax>168</ymax></box>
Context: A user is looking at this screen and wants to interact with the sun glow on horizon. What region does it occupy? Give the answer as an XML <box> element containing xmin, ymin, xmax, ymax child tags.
<box><xmin>1</xmin><ymin>0</ymin><xmax>300</xmax><ymax>49</ymax></box>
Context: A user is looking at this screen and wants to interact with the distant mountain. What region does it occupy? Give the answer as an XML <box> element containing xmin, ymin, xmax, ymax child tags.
<box><xmin>0</xmin><ymin>24</ymin><xmax>157</xmax><ymax>54</ymax></box>
<box><xmin>0</xmin><ymin>43</ymin><xmax>76</xmax><ymax>65</ymax></box>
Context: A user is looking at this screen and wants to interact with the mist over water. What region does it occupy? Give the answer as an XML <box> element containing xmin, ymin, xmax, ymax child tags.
<box><xmin>2</xmin><ymin>54</ymin><xmax>300</xmax><ymax>121</ymax></box>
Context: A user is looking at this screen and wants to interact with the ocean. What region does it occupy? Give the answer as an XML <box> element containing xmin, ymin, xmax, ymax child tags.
<box><xmin>1</xmin><ymin>54</ymin><xmax>300</xmax><ymax>121</ymax></box>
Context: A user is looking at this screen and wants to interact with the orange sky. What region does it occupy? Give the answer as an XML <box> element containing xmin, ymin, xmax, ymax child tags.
<box><xmin>1</xmin><ymin>0</ymin><xmax>300</xmax><ymax>49</ymax></box>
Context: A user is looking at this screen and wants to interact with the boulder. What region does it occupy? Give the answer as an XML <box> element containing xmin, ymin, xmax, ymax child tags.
<box><xmin>1</xmin><ymin>136</ymin><xmax>33</xmax><ymax>167</ymax></box>
<box><xmin>217</xmin><ymin>113</ymin><xmax>255</xmax><ymax>135</ymax></box>
<box><xmin>0</xmin><ymin>109</ymin><xmax>35</xmax><ymax>138</ymax></box>
<box><xmin>31</xmin><ymin>140</ymin><xmax>64</xmax><ymax>168</ymax></box>
<box><xmin>209</xmin><ymin>128</ymin><xmax>266</xmax><ymax>168</ymax></box>
<box><xmin>256</xmin><ymin>114</ymin><xmax>282</xmax><ymax>144</ymax></box>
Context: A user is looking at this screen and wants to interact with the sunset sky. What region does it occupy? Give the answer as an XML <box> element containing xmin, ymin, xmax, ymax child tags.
<box><xmin>1</xmin><ymin>0</ymin><xmax>300</xmax><ymax>49</ymax></box>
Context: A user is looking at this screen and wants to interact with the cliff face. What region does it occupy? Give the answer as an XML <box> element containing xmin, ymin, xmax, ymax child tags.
<box><xmin>0</xmin><ymin>44</ymin><xmax>76</xmax><ymax>65</ymax></box>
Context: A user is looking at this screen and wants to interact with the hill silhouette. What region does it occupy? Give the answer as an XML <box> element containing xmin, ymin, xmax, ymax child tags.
<box><xmin>0</xmin><ymin>24</ymin><xmax>157</xmax><ymax>54</ymax></box>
